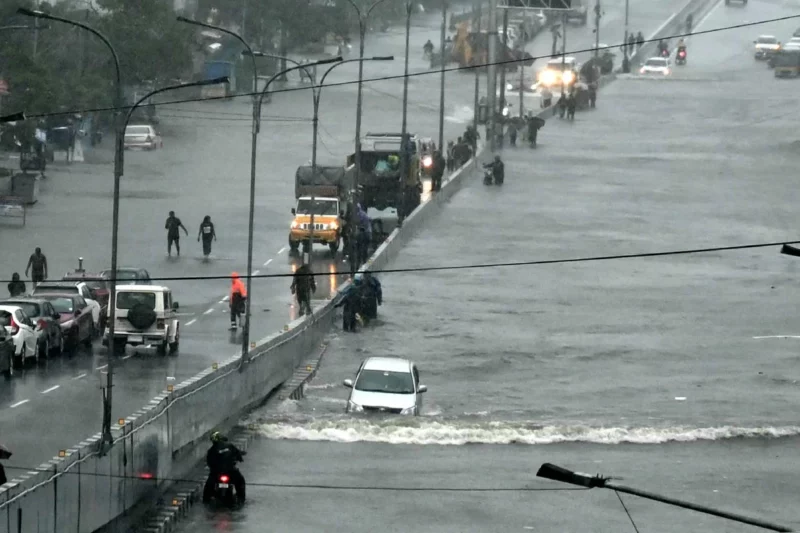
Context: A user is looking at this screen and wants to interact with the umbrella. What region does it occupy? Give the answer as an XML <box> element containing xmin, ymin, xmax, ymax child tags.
<box><xmin>530</xmin><ymin>116</ymin><xmax>546</xmax><ymax>129</ymax></box>
<box><xmin>0</xmin><ymin>444</ymin><xmax>12</xmax><ymax>460</ymax></box>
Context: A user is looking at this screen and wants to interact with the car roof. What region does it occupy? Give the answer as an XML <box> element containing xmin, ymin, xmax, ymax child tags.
<box><xmin>0</xmin><ymin>297</ymin><xmax>50</xmax><ymax>305</ymax></box>
<box><xmin>34</xmin><ymin>293</ymin><xmax>78</xmax><ymax>300</ymax></box>
<box><xmin>646</xmin><ymin>56</ymin><xmax>668</xmax><ymax>61</ymax></box>
<box><xmin>758</xmin><ymin>35</ymin><xmax>777</xmax><ymax>39</ymax></box>
<box><xmin>116</xmin><ymin>284</ymin><xmax>169</xmax><ymax>292</ymax></box>
<box><xmin>0</xmin><ymin>304</ymin><xmax>26</xmax><ymax>312</ymax></box>
<box><xmin>547</xmin><ymin>57</ymin><xmax>576</xmax><ymax>63</ymax></box>
<box><xmin>36</xmin><ymin>281</ymin><xmax>82</xmax><ymax>288</ymax></box>
<box><xmin>362</xmin><ymin>357</ymin><xmax>412</xmax><ymax>373</ymax></box>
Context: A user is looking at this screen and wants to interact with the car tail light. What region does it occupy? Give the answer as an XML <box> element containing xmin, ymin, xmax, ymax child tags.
<box><xmin>157</xmin><ymin>318</ymin><xmax>165</xmax><ymax>330</ymax></box>
<box><xmin>9</xmin><ymin>317</ymin><xmax>19</xmax><ymax>335</ymax></box>
<box><xmin>37</xmin><ymin>319</ymin><xmax>47</xmax><ymax>330</ymax></box>
<box><xmin>219</xmin><ymin>475</ymin><xmax>230</xmax><ymax>483</ymax></box>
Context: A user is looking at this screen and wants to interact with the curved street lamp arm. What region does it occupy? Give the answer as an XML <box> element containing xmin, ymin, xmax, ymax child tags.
<box><xmin>17</xmin><ymin>8</ymin><xmax>121</xmax><ymax>101</ymax></box>
<box><xmin>177</xmin><ymin>17</ymin><xmax>257</xmax><ymax>93</ymax></box>
<box><xmin>258</xmin><ymin>57</ymin><xmax>341</xmax><ymax>110</ymax></box>
<box><xmin>248</xmin><ymin>52</ymin><xmax>316</xmax><ymax>91</ymax></box>
<box><xmin>123</xmin><ymin>77</ymin><xmax>229</xmax><ymax>130</ymax></box>
<box><xmin>318</xmin><ymin>55</ymin><xmax>393</xmax><ymax>89</ymax></box>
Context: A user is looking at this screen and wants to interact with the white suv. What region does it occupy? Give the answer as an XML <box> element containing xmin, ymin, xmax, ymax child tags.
<box><xmin>102</xmin><ymin>285</ymin><xmax>179</xmax><ymax>355</ymax></box>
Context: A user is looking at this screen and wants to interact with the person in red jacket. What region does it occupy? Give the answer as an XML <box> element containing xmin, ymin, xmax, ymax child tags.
<box><xmin>229</xmin><ymin>272</ymin><xmax>247</xmax><ymax>330</ymax></box>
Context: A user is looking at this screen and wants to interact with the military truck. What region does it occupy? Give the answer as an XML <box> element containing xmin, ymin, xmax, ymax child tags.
<box><xmin>347</xmin><ymin>133</ymin><xmax>423</xmax><ymax>214</ymax></box>
<box><xmin>289</xmin><ymin>164</ymin><xmax>354</xmax><ymax>253</ymax></box>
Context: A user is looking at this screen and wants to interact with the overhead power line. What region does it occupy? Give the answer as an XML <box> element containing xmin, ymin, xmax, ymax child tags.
<box><xmin>1</xmin><ymin>239</ymin><xmax>797</xmax><ymax>284</ymax></box>
<box><xmin>4</xmin><ymin>13</ymin><xmax>799</xmax><ymax>122</ymax></box>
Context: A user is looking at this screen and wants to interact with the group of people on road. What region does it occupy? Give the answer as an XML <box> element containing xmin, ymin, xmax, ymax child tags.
<box><xmin>447</xmin><ymin>126</ymin><xmax>479</xmax><ymax>171</ymax></box>
<box><xmin>334</xmin><ymin>271</ymin><xmax>383</xmax><ymax>332</ymax></box>
<box><xmin>165</xmin><ymin>211</ymin><xmax>217</xmax><ymax>259</ymax></box>
<box><xmin>625</xmin><ymin>31</ymin><xmax>647</xmax><ymax>54</ymax></box>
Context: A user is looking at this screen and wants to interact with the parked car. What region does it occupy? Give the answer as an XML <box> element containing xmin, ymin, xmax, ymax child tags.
<box><xmin>0</xmin><ymin>326</ymin><xmax>14</xmax><ymax>376</ymax></box>
<box><xmin>343</xmin><ymin>357</ymin><xmax>427</xmax><ymax>415</ymax></box>
<box><xmin>32</xmin><ymin>281</ymin><xmax>103</xmax><ymax>332</ymax></box>
<box><xmin>0</xmin><ymin>305</ymin><xmax>41</xmax><ymax>365</ymax></box>
<box><xmin>0</xmin><ymin>298</ymin><xmax>64</xmax><ymax>357</ymax></box>
<box><xmin>36</xmin><ymin>294</ymin><xmax>94</xmax><ymax>352</ymax></box>
<box><xmin>98</xmin><ymin>267</ymin><xmax>152</xmax><ymax>285</ymax></box>
<box><xmin>124</xmin><ymin>124</ymin><xmax>162</xmax><ymax>150</ymax></box>
<box><xmin>102</xmin><ymin>284</ymin><xmax>179</xmax><ymax>355</ymax></box>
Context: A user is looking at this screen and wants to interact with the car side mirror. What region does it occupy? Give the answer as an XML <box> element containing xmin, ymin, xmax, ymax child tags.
<box><xmin>343</xmin><ymin>379</ymin><xmax>353</xmax><ymax>388</ymax></box>
<box><xmin>417</xmin><ymin>384</ymin><xmax>428</xmax><ymax>394</ymax></box>
<box><xmin>171</xmin><ymin>302</ymin><xmax>179</xmax><ymax>310</ymax></box>
<box><xmin>291</xmin><ymin>208</ymin><xmax>296</xmax><ymax>215</ymax></box>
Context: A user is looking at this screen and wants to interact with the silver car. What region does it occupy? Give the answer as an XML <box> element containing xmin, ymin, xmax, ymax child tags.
<box><xmin>343</xmin><ymin>357</ymin><xmax>427</xmax><ymax>415</ymax></box>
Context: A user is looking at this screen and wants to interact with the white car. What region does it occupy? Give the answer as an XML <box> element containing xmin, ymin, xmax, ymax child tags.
<box><xmin>343</xmin><ymin>357</ymin><xmax>427</xmax><ymax>415</ymax></box>
<box><xmin>754</xmin><ymin>35</ymin><xmax>780</xmax><ymax>59</ymax></box>
<box><xmin>640</xmin><ymin>57</ymin><xmax>671</xmax><ymax>75</ymax></box>
<box><xmin>32</xmin><ymin>281</ymin><xmax>102</xmax><ymax>331</ymax></box>
<box><xmin>103</xmin><ymin>284</ymin><xmax>179</xmax><ymax>355</ymax></box>
<box><xmin>0</xmin><ymin>305</ymin><xmax>40</xmax><ymax>363</ymax></box>
<box><xmin>124</xmin><ymin>124</ymin><xmax>163</xmax><ymax>150</ymax></box>
<box><xmin>538</xmin><ymin>57</ymin><xmax>579</xmax><ymax>88</ymax></box>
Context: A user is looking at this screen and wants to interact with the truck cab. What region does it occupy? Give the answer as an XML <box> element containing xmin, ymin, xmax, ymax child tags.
<box><xmin>289</xmin><ymin>165</ymin><xmax>353</xmax><ymax>254</ymax></box>
<box><xmin>351</xmin><ymin>133</ymin><xmax>422</xmax><ymax>213</ymax></box>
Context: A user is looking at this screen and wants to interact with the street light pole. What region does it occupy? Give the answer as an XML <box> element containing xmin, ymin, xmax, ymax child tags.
<box><xmin>438</xmin><ymin>1</ymin><xmax>447</xmax><ymax>154</ymax></box>
<box><xmin>399</xmin><ymin>0</ymin><xmax>413</xmax><ymax>225</ymax></box>
<box><xmin>473</xmin><ymin>1</ymin><xmax>481</xmax><ymax>129</ymax></box>
<box><xmin>18</xmin><ymin>6</ymin><xmax>123</xmax><ymax>451</ymax></box>
<box><xmin>622</xmin><ymin>0</ymin><xmax>630</xmax><ymax>72</ymax></box>
<box><xmin>594</xmin><ymin>0</ymin><xmax>601</xmax><ymax>57</ymax></box>
<box><xmin>345</xmin><ymin>0</ymin><xmax>390</xmax><ymax>276</ymax></box>
<box><xmin>177</xmin><ymin>16</ymin><xmax>260</xmax><ymax>366</ymax></box>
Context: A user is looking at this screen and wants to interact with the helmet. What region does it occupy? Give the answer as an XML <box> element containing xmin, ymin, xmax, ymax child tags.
<box><xmin>494</xmin><ymin>155</ymin><xmax>501</xmax><ymax>162</ymax></box>
<box><xmin>354</xmin><ymin>273</ymin><xmax>363</xmax><ymax>284</ymax></box>
<box><xmin>210</xmin><ymin>431</ymin><xmax>223</xmax><ymax>443</ymax></box>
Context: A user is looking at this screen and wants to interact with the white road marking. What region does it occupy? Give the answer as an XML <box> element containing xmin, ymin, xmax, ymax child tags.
<box><xmin>97</xmin><ymin>364</ymin><xmax>108</xmax><ymax>370</ymax></box>
<box><xmin>278</xmin><ymin>246</ymin><xmax>287</xmax><ymax>254</ymax></box>
<box><xmin>695</xmin><ymin>0</ymin><xmax>724</xmax><ymax>33</ymax></box>
<box><xmin>73</xmin><ymin>373</ymin><xmax>87</xmax><ymax>380</ymax></box>
<box><xmin>42</xmin><ymin>385</ymin><xmax>60</xmax><ymax>394</ymax></box>
<box><xmin>753</xmin><ymin>335</ymin><xmax>800</xmax><ymax>339</ymax></box>
<box><xmin>186</xmin><ymin>318</ymin><xmax>197</xmax><ymax>326</ymax></box>
<box><xmin>10</xmin><ymin>400</ymin><xmax>29</xmax><ymax>408</ymax></box>
<box><xmin>204</xmin><ymin>308</ymin><xmax>214</xmax><ymax>315</ymax></box>
<box><xmin>122</xmin><ymin>353</ymin><xmax>135</xmax><ymax>360</ymax></box>
<box><xmin>648</xmin><ymin>12</ymin><xmax>676</xmax><ymax>41</ymax></box>
<box><xmin>263</xmin><ymin>259</ymin><xmax>273</xmax><ymax>266</ymax></box>
<box><xmin>222</xmin><ymin>295</ymin><xmax>229</xmax><ymax>301</ymax></box>
<box><xmin>253</xmin><ymin>270</ymin><xmax>260</xmax><ymax>276</ymax></box>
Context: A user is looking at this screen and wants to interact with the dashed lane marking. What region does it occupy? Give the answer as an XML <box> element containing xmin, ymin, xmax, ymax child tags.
<box><xmin>42</xmin><ymin>385</ymin><xmax>60</xmax><ymax>394</ymax></box>
<box><xmin>263</xmin><ymin>259</ymin><xmax>273</xmax><ymax>266</ymax></box>
<box><xmin>122</xmin><ymin>353</ymin><xmax>134</xmax><ymax>360</ymax></box>
<box><xmin>277</xmin><ymin>246</ymin><xmax>287</xmax><ymax>254</ymax></box>
<box><xmin>97</xmin><ymin>364</ymin><xmax>108</xmax><ymax>370</ymax></box>
<box><xmin>204</xmin><ymin>308</ymin><xmax>214</xmax><ymax>315</ymax></box>
<box><xmin>186</xmin><ymin>318</ymin><xmax>197</xmax><ymax>326</ymax></box>
<box><xmin>752</xmin><ymin>335</ymin><xmax>800</xmax><ymax>339</ymax></box>
<box><xmin>253</xmin><ymin>270</ymin><xmax>260</xmax><ymax>276</ymax></box>
<box><xmin>73</xmin><ymin>373</ymin><xmax>87</xmax><ymax>380</ymax></box>
<box><xmin>10</xmin><ymin>400</ymin><xmax>29</xmax><ymax>408</ymax></box>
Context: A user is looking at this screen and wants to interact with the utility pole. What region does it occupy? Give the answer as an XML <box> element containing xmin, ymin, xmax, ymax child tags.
<box><xmin>32</xmin><ymin>0</ymin><xmax>39</xmax><ymax>59</ymax></box>
<box><xmin>486</xmin><ymin>0</ymin><xmax>498</xmax><ymax>152</ymax></box>
<box><xmin>622</xmin><ymin>0</ymin><xmax>630</xmax><ymax>72</ymax></box>
<box><xmin>437</xmin><ymin>0</ymin><xmax>447</xmax><ymax>155</ymax></box>
<box><xmin>497</xmin><ymin>8</ymin><xmax>508</xmax><ymax>148</ymax></box>
<box><xmin>472</xmin><ymin>1</ymin><xmax>481</xmax><ymax>128</ymax></box>
<box><xmin>560</xmin><ymin>12</ymin><xmax>566</xmax><ymax>96</ymax></box>
<box><xmin>594</xmin><ymin>0</ymin><xmax>601</xmax><ymax>57</ymax></box>
<box><xmin>399</xmin><ymin>0</ymin><xmax>412</xmax><ymax>225</ymax></box>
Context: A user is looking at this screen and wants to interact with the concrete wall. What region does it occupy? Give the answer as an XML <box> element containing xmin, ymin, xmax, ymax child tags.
<box><xmin>0</xmin><ymin>1</ymin><xmax>719</xmax><ymax>531</ymax></box>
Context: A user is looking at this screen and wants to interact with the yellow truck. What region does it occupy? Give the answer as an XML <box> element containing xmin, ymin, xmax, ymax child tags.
<box><xmin>289</xmin><ymin>165</ymin><xmax>354</xmax><ymax>254</ymax></box>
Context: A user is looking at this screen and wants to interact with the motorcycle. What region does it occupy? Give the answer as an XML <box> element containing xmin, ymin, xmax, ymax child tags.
<box><xmin>676</xmin><ymin>48</ymin><xmax>687</xmax><ymax>65</ymax></box>
<box><xmin>660</xmin><ymin>48</ymin><xmax>670</xmax><ymax>58</ymax></box>
<box><xmin>483</xmin><ymin>168</ymin><xmax>494</xmax><ymax>185</ymax></box>
<box><xmin>210</xmin><ymin>472</ymin><xmax>242</xmax><ymax>507</ymax></box>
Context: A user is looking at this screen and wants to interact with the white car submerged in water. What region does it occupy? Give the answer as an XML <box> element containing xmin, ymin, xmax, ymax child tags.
<box><xmin>344</xmin><ymin>357</ymin><xmax>427</xmax><ymax>416</ymax></box>
<box><xmin>640</xmin><ymin>57</ymin><xmax>671</xmax><ymax>76</ymax></box>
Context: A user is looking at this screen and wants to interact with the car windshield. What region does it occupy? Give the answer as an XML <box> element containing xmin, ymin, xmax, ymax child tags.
<box><xmin>11</xmin><ymin>302</ymin><xmax>40</xmax><ymax>318</ymax></box>
<box><xmin>354</xmin><ymin>369</ymin><xmax>415</xmax><ymax>394</ymax></box>
<box><xmin>758</xmin><ymin>37</ymin><xmax>778</xmax><ymax>44</ymax></box>
<box><xmin>645</xmin><ymin>59</ymin><xmax>667</xmax><ymax>67</ymax></box>
<box><xmin>296</xmin><ymin>199</ymin><xmax>339</xmax><ymax>216</ymax></box>
<box><xmin>48</xmin><ymin>298</ymin><xmax>74</xmax><ymax>313</ymax></box>
<box><xmin>117</xmin><ymin>292</ymin><xmax>156</xmax><ymax>310</ymax></box>
<box><xmin>546</xmin><ymin>61</ymin><xmax>572</xmax><ymax>71</ymax></box>
<box><xmin>126</xmin><ymin>126</ymin><xmax>150</xmax><ymax>135</ymax></box>
<box><xmin>63</xmin><ymin>277</ymin><xmax>107</xmax><ymax>290</ymax></box>
<box><xmin>361</xmin><ymin>152</ymin><xmax>401</xmax><ymax>174</ymax></box>
<box><xmin>116</xmin><ymin>270</ymin><xmax>140</xmax><ymax>281</ymax></box>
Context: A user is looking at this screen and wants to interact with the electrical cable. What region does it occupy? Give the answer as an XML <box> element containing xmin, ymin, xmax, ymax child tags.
<box><xmin>0</xmin><ymin>464</ymin><xmax>588</xmax><ymax>490</ymax></box>
<box><xmin>2</xmin><ymin>239</ymin><xmax>797</xmax><ymax>284</ymax></box>
<box><xmin>615</xmin><ymin>490</ymin><xmax>641</xmax><ymax>533</ymax></box>
<box><xmin>3</xmin><ymin>13</ymin><xmax>798</xmax><ymax>122</ymax></box>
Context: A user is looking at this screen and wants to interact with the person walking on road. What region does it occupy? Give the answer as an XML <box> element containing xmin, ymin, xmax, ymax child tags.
<box><xmin>636</xmin><ymin>31</ymin><xmax>645</xmax><ymax>50</ymax></box>
<box><xmin>431</xmin><ymin>150</ymin><xmax>446</xmax><ymax>191</ymax></box>
<box><xmin>197</xmin><ymin>215</ymin><xmax>217</xmax><ymax>259</ymax></box>
<box><xmin>229</xmin><ymin>272</ymin><xmax>247</xmax><ymax>330</ymax></box>
<box><xmin>7</xmin><ymin>273</ymin><xmax>25</xmax><ymax>297</ymax></box>
<box><xmin>566</xmin><ymin>93</ymin><xmax>576</xmax><ymax>121</ymax></box>
<box><xmin>291</xmin><ymin>263</ymin><xmax>316</xmax><ymax>317</ymax></box>
<box><xmin>165</xmin><ymin>211</ymin><xmax>188</xmax><ymax>257</ymax></box>
<box><xmin>627</xmin><ymin>33</ymin><xmax>636</xmax><ymax>55</ymax></box>
<box><xmin>25</xmin><ymin>247</ymin><xmax>47</xmax><ymax>285</ymax></box>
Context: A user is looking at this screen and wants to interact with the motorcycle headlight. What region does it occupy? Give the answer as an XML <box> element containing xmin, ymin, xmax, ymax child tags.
<box><xmin>399</xmin><ymin>406</ymin><xmax>416</xmax><ymax>415</ymax></box>
<box><xmin>506</xmin><ymin>83</ymin><xmax>513</xmax><ymax>91</ymax></box>
<box><xmin>348</xmin><ymin>401</ymin><xmax>363</xmax><ymax>413</ymax></box>
<box><xmin>422</xmin><ymin>156</ymin><xmax>433</xmax><ymax>167</ymax></box>
<box><xmin>639</xmin><ymin>67</ymin><xmax>646</xmax><ymax>74</ymax></box>
<box><xmin>502</xmin><ymin>107</ymin><xmax>509</xmax><ymax>117</ymax></box>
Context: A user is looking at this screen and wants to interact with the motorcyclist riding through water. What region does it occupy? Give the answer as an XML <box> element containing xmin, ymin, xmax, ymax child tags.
<box><xmin>203</xmin><ymin>431</ymin><xmax>246</xmax><ymax>505</ymax></box>
<box><xmin>423</xmin><ymin>39</ymin><xmax>434</xmax><ymax>57</ymax></box>
<box><xmin>658</xmin><ymin>39</ymin><xmax>669</xmax><ymax>57</ymax></box>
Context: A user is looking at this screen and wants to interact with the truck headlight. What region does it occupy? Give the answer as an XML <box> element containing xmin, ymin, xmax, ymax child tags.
<box><xmin>399</xmin><ymin>406</ymin><xmax>416</xmax><ymax>415</ymax></box>
<box><xmin>347</xmin><ymin>401</ymin><xmax>363</xmax><ymax>413</ymax></box>
<box><xmin>291</xmin><ymin>220</ymin><xmax>299</xmax><ymax>229</ymax></box>
<box><xmin>562</xmin><ymin>71</ymin><xmax>575</xmax><ymax>84</ymax></box>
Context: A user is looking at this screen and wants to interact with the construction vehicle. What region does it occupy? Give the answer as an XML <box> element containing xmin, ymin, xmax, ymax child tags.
<box><xmin>451</xmin><ymin>23</ymin><xmax>534</xmax><ymax>70</ymax></box>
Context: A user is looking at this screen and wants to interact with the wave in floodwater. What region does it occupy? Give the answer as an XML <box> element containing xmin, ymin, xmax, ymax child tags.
<box><xmin>253</xmin><ymin>418</ymin><xmax>800</xmax><ymax>446</ymax></box>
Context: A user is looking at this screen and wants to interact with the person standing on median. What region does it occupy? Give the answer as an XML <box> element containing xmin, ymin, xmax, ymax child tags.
<box><xmin>165</xmin><ymin>210</ymin><xmax>188</xmax><ymax>257</ymax></box>
<box><xmin>25</xmin><ymin>247</ymin><xmax>47</xmax><ymax>285</ymax></box>
<box><xmin>7</xmin><ymin>273</ymin><xmax>25</xmax><ymax>297</ymax></box>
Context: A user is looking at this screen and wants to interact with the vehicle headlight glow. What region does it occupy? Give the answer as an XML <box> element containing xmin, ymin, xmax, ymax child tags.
<box><xmin>348</xmin><ymin>400</ymin><xmax>363</xmax><ymax>412</ymax></box>
<box><xmin>639</xmin><ymin>67</ymin><xmax>646</xmax><ymax>74</ymax></box>
<box><xmin>422</xmin><ymin>155</ymin><xmax>433</xmax><ymax>168</ymax></box>
<box><xmin>502</xmin><ymin>106</ymin><xmax>509</xmax><ymax>117</ymax></box>
<box><xmin>539</xmin><ymin>70</ymin><xmax>556</xmax><ymax>85</ymax></box>
<box><xmin>331</xmin><ymin>221</ymin><xmax>339</xmax><ymax>230</ymax></box>
<box><xmin>399</xmin><ymin>406</ymin><xmax>416</xmax><ymax>415</ymax></box>
<box><xmin>291</xmin><ymin>220</ymin><xmax>299</xmax><ymax>229</ymax></box>
<box><xmin>562</xmin><ymin>71</ymin><xmax>575</xmax><ymax>84</ymax></box>
<box><xmin>506</xmin><ymin>83</ymin><xmax>513</xmax><ymax>91</ymax></box>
